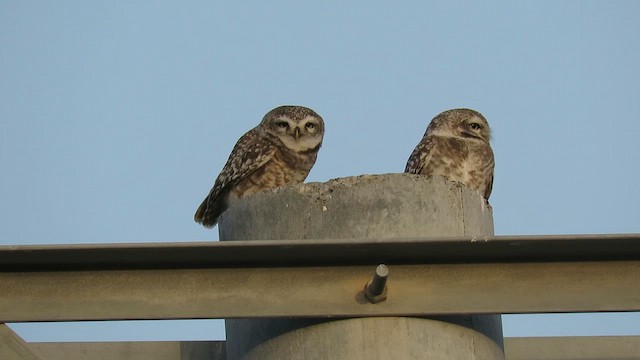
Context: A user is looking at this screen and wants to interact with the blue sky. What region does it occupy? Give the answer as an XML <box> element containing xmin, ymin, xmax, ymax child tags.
<box><xmin>1</xmin><ymin>1</ymin><xmax>639</xmax><ymax>341</ymax></box>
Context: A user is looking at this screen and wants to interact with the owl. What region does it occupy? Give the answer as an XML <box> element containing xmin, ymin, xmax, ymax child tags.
<box><xmin>195</xmin><ymin>105</ymin><xmax>325</xmax><ymax>228</ymax></box>
<box><xmin>405</xmin><ymin>108</ymin><xmax>494</xmax><ymax>200</ymax></box>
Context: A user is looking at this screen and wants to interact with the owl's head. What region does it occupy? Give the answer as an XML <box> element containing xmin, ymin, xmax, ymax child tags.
<box><xmin>428</xmin><ymin>108</ymin><xmax>491</xmax><ymax>143</ymax></box>
<box><xmin>261</xmin><ymin>105</ymin><xmax>325</xmax><ymax>152</ymax></box>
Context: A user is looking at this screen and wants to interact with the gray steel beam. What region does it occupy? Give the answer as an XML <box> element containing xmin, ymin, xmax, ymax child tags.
<box><xmin>2</xmin><ymin>234</ymin><xmax>639</xmax><ymax>322</ymax></box>
<box><xmin>504</xmin><ymin>336</ymin><xmax>640</xmax><ymax>360</ymax></box>
<box><xmin>28</xmin><ymin>341</ymin><xmax>226</xmax><ymax>360</ymax></box>
<box><xmin>23</xmin><ymin>337</ymin><xmax>640</xmax><ymax>360</ymax></box>
<box><xmin>1</xmin><ymin>234</ymin><xmax>639</xmax><ymax>271</ymax></box>
<box><xmin>0</xmin><ymin>324</ymin><xmax>45</xmax><ymax>360</ymax></box>
<box><xmin>1</xmin><ymin>260</ymin><xmax>638</xmax><ymax>322</ymax></box>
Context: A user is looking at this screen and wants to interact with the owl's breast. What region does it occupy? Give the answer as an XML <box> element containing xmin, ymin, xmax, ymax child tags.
<box><xmin>230</xmin><ymin>149</ymin><xmax>316</xmax><ymax>200</ymax></box>
<box><xmin>261</xmin><ymin>154</ymin><xmax>311</xmax><ymax>186</ymax></box>
<box><xmin>421</xmin><ymin>137</ymin><xmax>493</xmax><ymax>195</ymax></box>
<box><xmin>464</xmin><ymin>142</ymin><xmax>494</xmax><ymax>193</ymax></box>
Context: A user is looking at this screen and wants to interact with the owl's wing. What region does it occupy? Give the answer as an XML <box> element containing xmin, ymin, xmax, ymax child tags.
<box><xmin>195</xmin><ymin>128</ymin><xmax>278</xmax><ymax>227</ymax></box>
<box><xmin>484</xmin><ymin>172</ymin><xmax>494</xmax><ymax>200</ymax></box>
<box><xmin>404</xmin><ymin>136</ymin><xmax>434</xmax><ymax>174</ymax></box>
<box><xmin>483</xmin><ymin>151</ymin><xmax>495</xmax><ymax>201</ymax></box>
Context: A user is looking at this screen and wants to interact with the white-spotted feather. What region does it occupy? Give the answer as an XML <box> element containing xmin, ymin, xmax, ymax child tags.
<box><xmin>405</xmin><ymin>108</ymin><xmax>494</xmax><ymax>201</ymax></box>
<box><xmin>195</xmin><ymin>105</ymin><xmax>324</xmax><ymax>228</ymax></box>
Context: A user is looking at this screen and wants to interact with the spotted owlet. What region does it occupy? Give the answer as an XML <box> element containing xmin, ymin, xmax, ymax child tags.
<box><xmin>195</xmin><ymin>105</ymin><xmax>325</xmax><ymax>228</ymax></box>
<box><xmin>405</xmin><ymin>108</ymin><xmax>494</xmax><ymax>200</ymax></box>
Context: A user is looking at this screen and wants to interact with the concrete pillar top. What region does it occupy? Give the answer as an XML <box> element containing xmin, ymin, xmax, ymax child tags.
<box><xmin>220</xmin><ymin>173</ymin><xmax>493</xmax><ymax>241</ymax></box>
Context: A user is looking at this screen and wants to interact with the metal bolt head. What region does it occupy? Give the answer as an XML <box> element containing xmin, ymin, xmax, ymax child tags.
<box><xmin>365</xmin><ymin>264</ymin><xmax>389</xmax><ymax>303</ymax></box>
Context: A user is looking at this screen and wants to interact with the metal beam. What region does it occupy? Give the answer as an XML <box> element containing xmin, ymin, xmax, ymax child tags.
<box><xmin>1</xmin><ymin>234</ymin><xmax>639</xmax><ymax>271</ymax></box>
<box><xmin>27</xmin><ymin>341</ymin><xmax>226</xmax><ymax>360</ymax></box>
<box><xmin>1</xmin><ymin>234</ymin><xmax>639</xmax><ymax>322</ymax></box>
<box><xmin>504</xmin><ymin>336</ymin><xmax>640</xmax><ymax>360</ymax></box>
<box><xmin>1</xmin><ymin>260</ymin><xmax>638</xmax><ymax>322</ymax></box>
<box><xmin>23</xmin><ymin>337</ymin><xmax>640</xmax><ymax>360</ymax></box>
<box><xmin>0</xmin><ymin>324</ymin><xmax>45</xmax><ymax>360</ymax></box>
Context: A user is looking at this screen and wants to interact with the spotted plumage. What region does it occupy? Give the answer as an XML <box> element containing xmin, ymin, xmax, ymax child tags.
<box><xmin>405</xmin><ymin>108</ymin><xmax>494</xmax><ymax>200</ymax></box>
<box><xmin>195</xmin><ymin>106</ymin><xmax>325</xmax><ymax>228</ymax></box>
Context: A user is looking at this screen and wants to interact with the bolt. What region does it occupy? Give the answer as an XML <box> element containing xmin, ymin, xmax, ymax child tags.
<box><xmin>365</xmin><ymin>264</ymin><xmax>389</xmax><ymax>303</ymax></box>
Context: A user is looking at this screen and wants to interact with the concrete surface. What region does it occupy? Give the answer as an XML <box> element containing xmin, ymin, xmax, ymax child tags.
<box><xmin>219</xmin><ymin>173</ymin><xmax>494</xmax><ymax>240</ymax></box>
<box><xmin>219</xmin><ymin>173</ymin><xmax>504</xmax><ymax>360</ymax></box>
<box><xmin>227</xmin><ymin>317</ymin><xmax>503</xmax><ymax>360</ymax></box>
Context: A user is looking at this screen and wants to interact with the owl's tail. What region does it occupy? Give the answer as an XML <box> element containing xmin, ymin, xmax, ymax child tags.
<box><xmin>194</xmin><ymin>192</ymin><xmax>229</xmax><ymax>228</ymax></box>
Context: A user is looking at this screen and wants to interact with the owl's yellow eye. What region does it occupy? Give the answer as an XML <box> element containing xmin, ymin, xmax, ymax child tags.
<box><xmin>469</xmin><ymin>123</ymin><xmax>481</xmax><ymax>130</ymax></box>
<box><xmin>276</xmin><ymin>121</ymin><xmax>289</xmax><ymax>129</ymax></box>
<box><xmin>305</xmin><ymin>122</ymin><xmax>316</xmax><ymax>130</ymax></box>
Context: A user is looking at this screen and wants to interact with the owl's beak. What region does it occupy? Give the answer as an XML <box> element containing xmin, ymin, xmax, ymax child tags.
<box><xmin>293</xmin><ymin>127</ymin><xmax>301</xmax><ymax>141</ymax></box>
